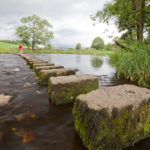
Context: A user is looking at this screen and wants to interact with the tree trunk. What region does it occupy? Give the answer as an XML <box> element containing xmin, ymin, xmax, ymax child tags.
<box><xmin>32</xmin><ymin>41</ymin><xmax>35</xmax><ymax>50</ymax></box>
<box><xmin>114</xmin><ymin>40</ymin><xmax>127</xmax><ymax>49</ymax></box>
<box><xmin>134</xmin><ymin>0</ymin><xmax>145</xmax><ymax>43</ymax></box>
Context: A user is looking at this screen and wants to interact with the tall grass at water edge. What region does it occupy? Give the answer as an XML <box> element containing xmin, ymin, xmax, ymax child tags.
<box><xmin>110</xmin><ymin>44</ymin><xmax>150</xmax><ymax>87</ymax></box>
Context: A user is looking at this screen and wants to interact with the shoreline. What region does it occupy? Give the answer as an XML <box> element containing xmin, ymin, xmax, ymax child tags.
<box><xmin>0</xmin><ymin>49</ymin><xmax>115</xmax><ymax>56</ymax></box>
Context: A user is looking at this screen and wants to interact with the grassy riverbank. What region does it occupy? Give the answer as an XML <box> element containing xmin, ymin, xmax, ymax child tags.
<box><xmin>0</xmin><ymin>41</ymin><xmax>115</xmax><ymax>56</ymax></box>
<box><xmin>0</xmin><ymin>42</ymin><xmax>19</xmax><ymax>53</ymax></box>
<box><xmin>110</xmin><ymin>44</ymin><xmax>150</xmax><ymax>87</ymax></box>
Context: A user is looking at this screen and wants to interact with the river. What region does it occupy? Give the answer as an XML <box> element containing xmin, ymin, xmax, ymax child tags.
<box><xmin>0</xmin><ymin>54</ymin><xmax>149</xmax><ymax>150</ymax></box>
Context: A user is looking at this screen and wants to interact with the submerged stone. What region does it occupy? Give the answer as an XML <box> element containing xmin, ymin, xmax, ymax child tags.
<box><xmin>73</xmin><ymin>84</ymin><xmax>150</xmax><ymax>150</ymax></box>
<box><xmin>38</xmin><ymin>68</ymin><xmax>76</xmax><ymax>84</ymax></box>
<box><xmin>48</xmin><ymin>74</ymin><xmax>99</xmax><ymax>105</ymax></box>
<box><xmin>34</xmin><ymin>65</ymin><xmax>64</xmax><ymax>75</ymax></box>
<box><xmin>0</xmin><ymin>94</ymin><xmax>12</xmax><ymax>106</ymax></box>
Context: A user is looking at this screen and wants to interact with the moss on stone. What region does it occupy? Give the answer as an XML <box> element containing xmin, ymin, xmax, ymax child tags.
<box><xmin>38</xmin><ymin>69</ymin><xmax>76</xmax><ymax>85</ymax></box>
<box><xmin>73</xmin><ymin>86</ymin><xmax>150</xmax><ymax>150</ymax></box>
<box><xmin>73</xmin><ymin>98</ymin><xmax>150</xmax><ymax>150</ymax></box>
<box><xmin>34</xmin><ymin>66</ymin><xmax>64</xmax><ymax>75</ymax></box>
<box><xmin>48</xmin><ymin>75</ymin><xmax>99</xmax><ymax>105</ymax></box>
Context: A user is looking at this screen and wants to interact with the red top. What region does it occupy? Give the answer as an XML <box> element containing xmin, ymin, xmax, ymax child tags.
<box><xmin>18</xmin><ymin>44</ymin><xmax>24</xmax><ymax>50</ymax></box>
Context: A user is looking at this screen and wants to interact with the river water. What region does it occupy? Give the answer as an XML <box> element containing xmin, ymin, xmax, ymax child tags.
<box><xmin>0</xmin><ymin>54</ymin><xmax>149</xmax><ymax>150</ymax></box>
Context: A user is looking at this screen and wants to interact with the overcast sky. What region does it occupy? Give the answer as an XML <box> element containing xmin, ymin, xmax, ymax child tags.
<box><xmin>0</xmin><ymin>0</ymin><xmax>121</xmax><ymax>48</ymax></box>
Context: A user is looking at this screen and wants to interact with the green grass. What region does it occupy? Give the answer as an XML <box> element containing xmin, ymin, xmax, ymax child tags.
<box><xmin>0</xmin><ymin>41</ymin><xmax>19</xmax><ymax>53</ymax></box>
<box><xmin>22</xmin><ymin>49</ymin><xmax>114</xmax><ymax>56</ymax></box>
<box><xmin>110</xmin><ymin>45</ymin><xmax>150</xmax><ymax>87</ymax></box>
<box><xmin>0</xmin><ymin>41</ymin><xmax>115</xmax><ymax>56</ymax></box>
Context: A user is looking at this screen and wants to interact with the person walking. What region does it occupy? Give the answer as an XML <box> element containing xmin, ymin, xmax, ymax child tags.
<box><xmin>18</xmin><ymin>43</ymin><xmax>24</xmax><ymax>54</ymax></box>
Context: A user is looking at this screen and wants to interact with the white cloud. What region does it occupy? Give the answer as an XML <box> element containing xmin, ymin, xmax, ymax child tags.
<box><xmin>0</xmin><ymin>0</ymin><xmax>121</xmax><ymax>48</ymax></box>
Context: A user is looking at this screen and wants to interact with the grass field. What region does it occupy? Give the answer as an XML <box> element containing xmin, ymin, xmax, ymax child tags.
<box><xmin>0</xmin><ymin>41</ymin><xmax>115</xmax><ymax>56</ymax></box>
<box><xmin>0</xmin><ymin>41</ymin><xmax>19</xmax><ymax>53</ymax></box>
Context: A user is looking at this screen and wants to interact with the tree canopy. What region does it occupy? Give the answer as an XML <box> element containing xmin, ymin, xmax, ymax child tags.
<box><xmin>91</xmin><ymin>37</ymin><xmax>105</xmax><ymax>50</ymax></box>
<box><xmin>92</xmin><ymin>0</ymin><xmax>150</xmax><ymax>44</ymax></box>
<box><xmin>75</xmin><ymin>43</ymin><xmax>82</xmax><ymax>50</ymax></box>
<box><xmin>16</xmin><ymin>14</ymin><xmax>54</xmax><ymax>49</ymax></box>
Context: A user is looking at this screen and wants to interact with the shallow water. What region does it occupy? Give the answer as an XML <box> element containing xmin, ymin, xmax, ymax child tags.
<box><xmin>0</xmin><ymin>54</ymin><xmax>150</xmax><ymax>150</ymax></box>
<box><xmin>31</xmin><ymin>54</ymin><xmax>126</xmax><ymax>88</ymax></box>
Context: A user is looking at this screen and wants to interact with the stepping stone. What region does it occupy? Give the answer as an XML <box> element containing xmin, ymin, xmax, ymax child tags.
<box><xmin>73</xmin><ymin>84</ymin><xmax>150</xmax><ymax>150</ymax></box>
<box><xmin>26</xmin><ymin>58</ymin><xmax>43</xmax><ymax>62</ymax></box>
<box><xmin>28</xmin><ymin>60</ymin><xmax>49</xmax><ymax>68</ymax></box>
<box><xmin>0</xmin><ymin>94</ymin><xmax>12</xmax><ymax>106</ymax></box>
<box><xmin>33</xmin><ymin>63</ymin><xmax>54</xmax><ymax>66</ymax></box>
<box><xmin>34</xmin><ymin>65</ymin><xmax>64</xmax><ymax>75</ymax></box>
<box><xmin>48</xmin><ymin>74</ymin><xmax>99</xmax><ymax>105</ymax></box>
<box><xmin>33</xmin><ymin>63</ymin><xmax>55</xmax><ymax>70</ymax></box>
<box><xmin>22</xmin><ymin>55</ymin><xmax>31</xmax><ymax>60</ymax></box>
<box><xmin>27</xmin><ymin>59</ymin><xmax>43</xmax><ymax>65</ymax></box>
<box><xmin>38</xmin><ymin>68</ymin><xmax>76</xmax><ymax>84</ymax></box>
<box><xmin>28</xmin><ymin>60</ymin><xmax>48</xmax><ymax>64</ymax></box>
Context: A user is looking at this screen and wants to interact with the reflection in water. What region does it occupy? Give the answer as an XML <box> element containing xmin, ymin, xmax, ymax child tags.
<box><xmin>31</xmin><ymin>54</ymin><xmax>118</xmax><ymax>88</ymax></box>
<box><xmin>75</xmin><ymin>55</ymin><xmax>81</xmax><ymax>64</ymax></box>
<box><xmin>91</xmin><ymin>56</ymin><xmax>103</xmax><ymax>69</ymax></box>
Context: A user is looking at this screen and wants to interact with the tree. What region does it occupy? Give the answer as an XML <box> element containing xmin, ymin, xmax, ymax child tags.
<box><xmin>16</xmin><ymin>26</ymin><xmax>31</xmax><ymax>49</ymax></box>
<box><xmin>92</xmin><ymin>0</ymin><xmax>150</xmax><ymax>43</ymax></box>
<box><xmin>75</xmin><ymin>43</ymin><xmax>82</xmax><ymax>50</ymax></box>
<box><xmin>45</xmin><ymin>44</ymin><xmax>52</xmax><ymax>50</ymax></box>
<box><xmin>91</xmin><ymin>37</ymin><xmax>104</xmax><ymax>50</ymax></box>
<box><xmin>16</xmin><ymin>15</ymin><xmax>54</xmax><ymax>50</ymax></box>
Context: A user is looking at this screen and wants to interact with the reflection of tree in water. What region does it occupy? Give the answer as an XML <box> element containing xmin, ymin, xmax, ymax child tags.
<box><xmin>91</xmin><ymin>57</ymin><xmax>103</xmax><ymax>69</ymax></box>
<box><xmin>75</xmin><ymin>55</ymin><xmax>81</xmax><ymax>64</ymax></box>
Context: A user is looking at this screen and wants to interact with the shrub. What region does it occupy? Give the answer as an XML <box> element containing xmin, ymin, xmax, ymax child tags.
<box><xmin>75</xmin><ymin>43</ymin><xmax>82</xmax><ymax>50</ymax></box>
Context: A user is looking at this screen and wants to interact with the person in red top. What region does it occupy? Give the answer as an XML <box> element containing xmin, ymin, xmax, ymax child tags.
<box><xmin>18</xmin><ymin>43</ymin><xmax>24</xmax><ymax>54</ymax></box>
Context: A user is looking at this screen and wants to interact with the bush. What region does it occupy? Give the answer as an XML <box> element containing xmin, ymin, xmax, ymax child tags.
<box><xmin>45</xmin><ymin>44</ymin><xmax>52</xmax><ymax>50</ymax></box>
<box><xmin>104</xmin><ymin>43</ymin><xmax>120</xmax><ymax>51</ymax></box>
<box><xmin>75</xmin><ymin>43</ymin><xmax>82</xmax><ymax>50</ymax></box>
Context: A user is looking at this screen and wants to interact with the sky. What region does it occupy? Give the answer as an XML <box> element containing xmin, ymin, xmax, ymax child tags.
<box><xmin>0</xmin><ymin>0</ymin><xmax>122</xmax><ymax>48</ymax></box>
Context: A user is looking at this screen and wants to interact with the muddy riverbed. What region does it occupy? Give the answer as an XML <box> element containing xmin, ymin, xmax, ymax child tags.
<box><xmin>0</xmin><ymin>54</ymin><xmax>150</xmax><ymax>150</ymax></box>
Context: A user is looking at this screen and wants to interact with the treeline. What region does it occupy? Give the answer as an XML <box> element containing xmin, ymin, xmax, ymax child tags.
<box><xmin>75</xmin><ymin>37</ymin><xmax>119</xmax><ymax>51</ymax></box>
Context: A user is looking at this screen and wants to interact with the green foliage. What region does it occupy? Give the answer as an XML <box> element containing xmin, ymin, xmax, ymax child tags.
<box><xmin>84</xmin><ymin>47</ymin><xmax>90</xmax><ymax>50</ymax></box>
<box><xmin>104</xmin><ymin>43</ymin><xmax>120</xmax><ymax>51</ymax></box>
<box><xmin>45</xmin><ymin>44</ymin><xmax>52</xmax><ymax>50</ymax></box>
<box><xmin>16</xmin><ymin>14</ymin><xmax>54</xmax><ymax>49</ymax></box>
<box><xmin>91</xmin><ymin>37</ymin><xmax>104</xmax><ymax>50</ymax></box>
<box><xmin>75</xmin><ymin>43</ymin><xmax>82</xmax><ymax>50</ymax></box>
<box><xmin>110</xmin><ymin>44</ymin><xmax>150</xmax><ymax>87</ymax></box>
<box><xmin>93</xmin><ymin>0</ymin><xmax>150</xmax><ymax>43</ymax></box>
